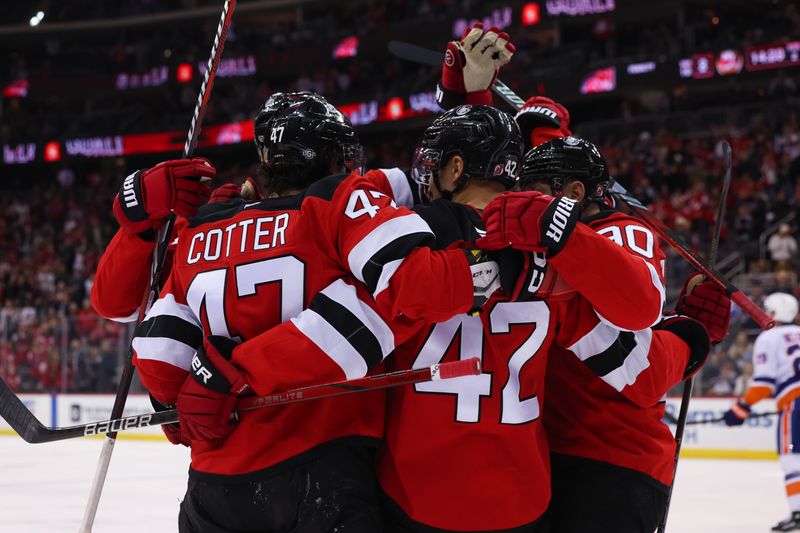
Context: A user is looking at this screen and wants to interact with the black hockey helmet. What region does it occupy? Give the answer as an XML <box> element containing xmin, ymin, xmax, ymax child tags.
<box><xmin>265</xmin><ymin>93</ymin><xmax>362</xmax><ymax>171</ymax></box>
<box><xmin>413</xmin><ymin>104</ymin><xmax>523</xmax><ymax>198</ymax></box>
<box><xmin>519</xmin><ymin>136</ymin><xmax>610</xmax><ymax>201</ymax></box>
<box><xmin>254</xmin><ymin>91</ymin><xmax>315</xmax><ymax>163</ymax></box>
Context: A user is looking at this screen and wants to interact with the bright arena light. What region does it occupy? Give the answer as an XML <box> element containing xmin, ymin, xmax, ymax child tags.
<box><xmin>29</xmin><ymin>11</ymin><xmax>44</xmax><ymax>27</ymax></box>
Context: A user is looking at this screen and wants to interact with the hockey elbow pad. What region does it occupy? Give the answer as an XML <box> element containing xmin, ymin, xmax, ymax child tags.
<box><xmin>653</xmin><ymin>315</ymin><xmax>711</xmax><ymax>379</ymax></box>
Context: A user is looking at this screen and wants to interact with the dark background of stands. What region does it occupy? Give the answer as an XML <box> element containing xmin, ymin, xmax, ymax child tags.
<box><xmin>0</xmin><ymin>0</ymin><xmax>799</xmax><ymax>395</ymax></box>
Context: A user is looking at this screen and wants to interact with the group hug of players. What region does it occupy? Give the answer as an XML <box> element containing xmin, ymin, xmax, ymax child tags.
<box><xmin>89</xmin><ymin>26</ymin><xmax>735</xmax><ymax>533</ymax></box>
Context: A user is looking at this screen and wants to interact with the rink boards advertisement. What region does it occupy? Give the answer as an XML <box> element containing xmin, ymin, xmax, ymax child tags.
<box><xmin>0</xmin><ymin>395</ymin><xmax>783</xmax><ymax>457</ymax></box>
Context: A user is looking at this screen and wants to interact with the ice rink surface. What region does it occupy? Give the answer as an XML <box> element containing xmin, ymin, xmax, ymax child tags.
<box><xmin>0</xmin><ymin>437</ymin><xmax>788</xmax><ymax>532</ymax></box>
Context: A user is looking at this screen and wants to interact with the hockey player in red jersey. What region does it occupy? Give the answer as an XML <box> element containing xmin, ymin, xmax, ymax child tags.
<box><xmin>518</xmin><ymin>138</ymin><xmax>730</xmax><ymax>533</ymax></box>
<box><xmin>132</xmin><ymin>95</ymin><xmax>503</xmax><ymax>532</ymax></box>
<box><xmin>91</xmin><ymin>158</ymin><xmax>216</xmax><ymax>322</ymax></box>
<box><xmin>373</xmin><ymin>106</ymin><xmax>698</xmax><ymax>533</ymax></box>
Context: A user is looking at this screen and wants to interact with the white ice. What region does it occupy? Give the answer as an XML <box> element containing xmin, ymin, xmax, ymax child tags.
<box><xmin>0</xmin><ymin>436</ymin><xmax>788</xmax><ymax>532</ymax></box>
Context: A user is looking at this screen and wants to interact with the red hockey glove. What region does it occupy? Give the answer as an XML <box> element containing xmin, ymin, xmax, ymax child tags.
<box><xmin>209</xmin><ymin>177</ymin><xmax>264</xmax><ymax>204</ymax></box>
<box><xmin>723</xmin><ymin>400</ymin><xmax>750</xmax><ymax>426</ymax></box>
<box><xmin>514</xmin><ymin>96</ymin><xmax>572</xmax><ymax>148</ymax></box>
<box><xmin>208</xmin><ymin>183</ymin><xmax>240</xmax><ymax>204</ymax></box>
<box><xmin>113</xmin><ymin>158</ymin><xmax>215</xmax><ymax>234</ymax></box>
<box><xmin>149</xmin><ymin>394</ymin><xmax>189</xmax><ymax>446</ymax></box>
<box><xmin>477</xmin><ymin>191</ymin><xmax>582</xmax><ymax>256</ymax></box>
<box><xmin>176</xmin><ymin>336</ymin><xmax>252</xmax><ymax>447</ymax></box>
<box><xmin>676</xmin><ymin>274</ymin><xmax>731</xmax><ymax>344</ymax></box>
<box><xmin>437</xmin><ymin>24</ymin><xmax>515</xmax><ymax>108</ymax></box>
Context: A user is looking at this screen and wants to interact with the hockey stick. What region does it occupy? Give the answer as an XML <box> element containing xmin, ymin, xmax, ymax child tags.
<box><xmin>387</xmin><ymin>41</ymin><xmax>526</xmax><ymax>110</ymax></box>
<box><xmin>658</xmin><ymin>141</ymin><xmax>734</xmax><ymax>533</ymax></box>
<box><xmin>79</xmin><ymin>2</ymin><xmax>236</xmax><ymax>531</ymax></box>
<box><xmin>388</xmin><ymin>40</ymin><xmax>774</xmax><ymax>329</ymax></box>
<box><xmin>0</xmin><ymin>358</ymin><xmax>479</xmax><ymax>444</ymax></box>
<box><xmin>663</xmin><ymin>410</ymin><xmax>779</xmax><ymax>425</ymax></box>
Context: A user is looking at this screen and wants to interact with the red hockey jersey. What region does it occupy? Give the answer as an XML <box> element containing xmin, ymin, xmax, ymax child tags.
<box><xmin>132</xmin><ymin>169</ymin><xmax>473</xmax><ymax>477</ymax></box>
<box><xmin>91</xmin><ymin>168</ymin><xmax>418</xmax><ymax>322</ymax></box>
<box><xmin>376</xmin><ymin>204</ymin><xmax>666</xmax><ymax>531</ymax></box>
<box><xmin>544</xmin><ymin>209</ymin><xmax>688</xmax><ymax>486</ymax></box>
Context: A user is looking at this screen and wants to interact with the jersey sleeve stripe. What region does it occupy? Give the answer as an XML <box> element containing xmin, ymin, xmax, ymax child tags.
<box><xmin>581</xmin><ymin>331</ymin><xmax>637</xmax><ymax>376</ymax></box>
<box><xmin>310</xmin><ymin>295</ymin><xmax>383</xmax><ymax>370</ymax></box>
<box><xmin>135</xmin><ymin>315</ymin><xmax>203</xmax><ymax>350</ymax></box>
<box><xmin>319</xmin><ymin>279</ymin><xmax>395</xmax><ymax>358</ymax></box>
<box><xmin>753</xmin><ymin>376</ymin><xmax>777</xmax><ymax>389</ymax></box>
<box><xmin>380</xmin><ymin>168</ymin><xmax>415</xmax><ymax>208</ymax></box>
<box><xmin>599</xmin><ymin>329</ymin><xmax>653</xmax><ymax>392</ymax></box>
<box><xmin>347</xmin><ymin>214</ymin><xmax>434</xmax><ymax>294</ymax></box>
<box><xmin>290</xmin><ymin>310</ymin><xmax>369</xmax><ymax>380</ymax></box>
<box><xmin>568</xmin><ymin>321</ymin><xmax>618</xmax><ymax>361</ymax></box>
<box><xmin>107</xmin><ymin>309</ymin><xmax>140</xmax><ymax>323</ymax></box>
<box><xmin>132</xmin><ymin>336</ymin><xmax>196</xmax><ymax>370</ymax></box>
<box><xmin>147</xmin><ymin>294</ymin><xmax>201</xmax><ymax>328</ymax></box>
<box><xmin>569</xmin><ymin>323</ymin><xmax>654</xmax><ymax>392</ymax></box>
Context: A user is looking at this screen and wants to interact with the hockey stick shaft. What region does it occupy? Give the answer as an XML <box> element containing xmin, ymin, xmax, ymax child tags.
<box><xmin>0</xmin><ymin>359</ymin><xmax>480</xmax><ymax>444</ymax></box>
<box><xmin>79</xmin><ymin>3</ymin><xmax>236</xmax><ymax>531</ymax></box>
<box><xmin>683</xmin><ymin>411</ymin><xmax>779</xmax><ymax>425</ymax></box>
<box><xmin>659</xmin><ymin>141</ymin><xmax>733</xmax><ymax>533</ymax></box>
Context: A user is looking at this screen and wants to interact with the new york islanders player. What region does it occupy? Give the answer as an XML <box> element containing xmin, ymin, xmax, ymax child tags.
<box><xmin>518</xmin><ymin>138</ymin><xmax>728</xmax><ymax>533</ymax></box>
<box><xmin>724</xmin><ymin>293</ymin><xmax>800</xmax><ymax>532</ymax></box>
<box><xmin>132</xmin><ymin>95</ymin><xmax>503</xmax><ymax>532</ymax></box>
<box><xmin>374</xmin><ymin>106</ymin><xmax>696</xmax><ymax>532</ymax></box>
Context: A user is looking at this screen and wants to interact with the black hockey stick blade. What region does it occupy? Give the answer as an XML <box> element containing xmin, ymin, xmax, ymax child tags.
<box><xmin>0</xmin><ymin>375</ymin><xmax>177</xmax><ymax>443</ymax></box>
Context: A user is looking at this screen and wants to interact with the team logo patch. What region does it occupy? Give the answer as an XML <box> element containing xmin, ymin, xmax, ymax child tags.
<box><xmin>564</xmin><ymin>136</ymin><xmax>580</xmax><ymax>146</ymax></box>
<box><xmin>493</xmin><ymin>164</ymin><xmax>505</xmax><ymax>176</ymax></box>
<box><xmin>455</xmin><ymin>105</ymin><xmax>472</xmax><ymax>116</ymax></box>
<box><xmin>303</xmin><ymin>149</ymin><xmax>316</xmax><ymax>159</ymax></box>
<box><xmin>445</xmin><ymin>48</ymin><xmax>455</xmax><ymax>67</ymax></box>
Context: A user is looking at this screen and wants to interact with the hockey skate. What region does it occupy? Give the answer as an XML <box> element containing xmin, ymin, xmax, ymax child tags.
<box><xmin>773</xmin><ymin>512</ymin><xmax>800</xmax><ymax>531</ymax></box>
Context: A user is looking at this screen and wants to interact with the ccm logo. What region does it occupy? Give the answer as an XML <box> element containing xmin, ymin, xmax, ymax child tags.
<box><xmin>192</xmin><ymin>354</ymin><xmax>213</xmax><ymax>384</ymax></box>
<box><xmin>84</xmin><ymin>414</ymin><xmax>152</xmax><ymax>436</ymax></box>
<box><xmin>545</xmin><ymin>197</ymin><xmax>577</xmax><ymax>243</ymax></box>
<box><xmin>121</xmin><ymin>173</ymin><xmax>139</xmax><ymax>208</ymax></box>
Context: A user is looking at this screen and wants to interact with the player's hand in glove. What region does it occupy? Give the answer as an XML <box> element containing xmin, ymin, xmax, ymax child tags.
<box><xmin>149</xmin><ymin>394</ymin><xmax>189</xmax><ymax>447</ymax></box>
<box><xmin>176</xmin><ymin>336</ymin><xmax>252</xmax><ymax>447</ymax></box>
<box><xmin>477</xmin><ymin>191</ymin><xmax>582</xmax><ymax>256</ymax></box>
<box><xmin>723</xmin><ymin>400</ymin><xmax>751</xmax><ymax>426</ymax></box>
<box><xmin>675</xmin><ymin>273</ymin><xmax>731</xmax><ymax>344</ymax></box>
<box><xmin>437</xmin><ymin>23</ymin><xmax>515</xmax><ymax>108</ymax></box>
<box><xmin>113</xmin><ymin>158</ymin><xmax>216</xmax><ymax>234</ymax></box>
<box><xmin>514</xmin><ymin>96</ymin><xmax>573</xmax><ymax>148</ymax></box>
<box><xmin>209</xmin><ymin>177</ymin><xmax>264</xmax><ymax>204</ymax></box>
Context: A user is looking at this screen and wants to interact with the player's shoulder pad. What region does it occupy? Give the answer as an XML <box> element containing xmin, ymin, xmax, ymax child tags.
<box><xmin>187</xmin><ymin>195</ymin><xmax>304</xmax><ymax>228</ymax></box>
<box><xmin>412</xmin><ymin>199</ymin><xmax>483</xmax><ymax>249</ymax></box>
<box><xmin>582</xmin><ymin>205</ymin><xmax>633</xmax><ymax>226</ymax></box>
<box><xmin>305</xmin><ymin>173</ymin><xmax>351</xmax><ymax>201</ymax></box>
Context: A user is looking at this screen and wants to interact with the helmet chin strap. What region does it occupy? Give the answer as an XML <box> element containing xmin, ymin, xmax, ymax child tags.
<box><xmin>433</xmin><ymin>169</ymin><xmax>468</xmax><ymax>201</ymax></box>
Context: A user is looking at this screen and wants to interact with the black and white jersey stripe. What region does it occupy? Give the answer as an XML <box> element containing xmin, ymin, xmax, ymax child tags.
<box><xmin>132</xmin><ymin>294</ymin><xmax>202</xmax><ymax>370</ymax></box>
<box><xmin>291</xmin><ymin>279</ymin><xmax>394</xmax><ymax>380</ymax></box>
<box><xmin>568</xmin><ymin>321</ymin><xmax>653</xmax><ymax>392</ymax></box>
<box><xmin>347</xmin><ymin>213</ymin><xmax>434</xmax><ymax>297</ymax></box>
<box><xmin>379</xmin><ymin>168</ymin><xmax>417</xmax><ymax>208</ymax></box>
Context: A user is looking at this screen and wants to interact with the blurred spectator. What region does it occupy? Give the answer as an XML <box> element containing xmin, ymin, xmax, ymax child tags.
<box><xmin>767</xmin><ymin>223</ymin><xmax>798</xmax><ymax>263</ymax></box>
